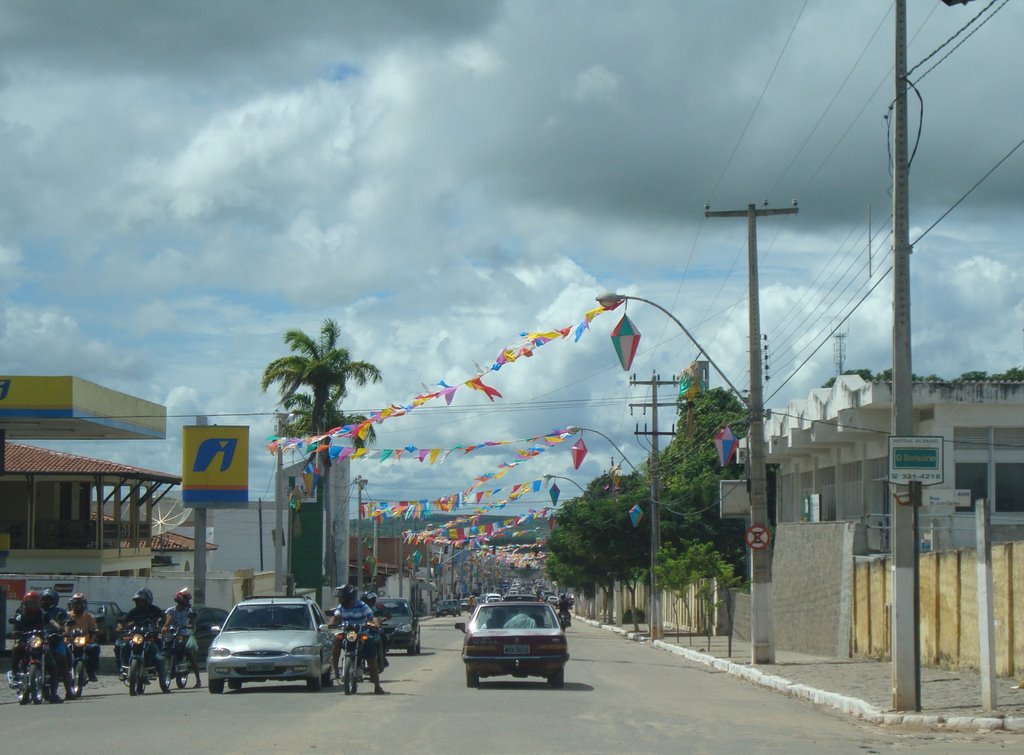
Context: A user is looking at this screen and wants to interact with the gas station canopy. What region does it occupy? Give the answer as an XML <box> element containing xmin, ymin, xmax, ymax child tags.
<box><xmin>0</xmin><ymin>376</ymin><xmax>166</xmax><ymax>440</ymax></box>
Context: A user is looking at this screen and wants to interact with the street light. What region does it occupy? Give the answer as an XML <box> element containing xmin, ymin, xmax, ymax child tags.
<box><xmin>542</xmin><ymin>474</ymin><xmax>587</xmax><ymax>494</ymax></box>
<box><xmin>596</xmin><ymin>293</ymin><xmax>746</xmax><ymax>404</ymax></box>
<box><xmin>564</xmin><ymin>426</ymin><xmax>641</xmax><ymax>474</ymax></box>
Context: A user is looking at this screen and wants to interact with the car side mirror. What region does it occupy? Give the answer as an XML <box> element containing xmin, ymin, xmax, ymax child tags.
<box><xmin>455</xmin><ymin>622</ymin><xmax>466</xmax><ymax>633</ymax></box>
<box><xmin>208</xmin><ymin>626</ymin><xmax>221</xmax><ymax>633</ymax></box>
<box><xmin>318</xmin><ymin>624</ymin><xmax>329</xmax><ymax>632</ymax></box>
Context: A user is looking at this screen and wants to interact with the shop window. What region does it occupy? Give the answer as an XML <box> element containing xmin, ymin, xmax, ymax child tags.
<box><xmin>995</xmin><ymin>463</ymin><xmax>1024</xmax><ymax>513</ymax></box>
<box><xmin>955</xmin><ymin>462</ymin><xmax>987</xmax><ymax>512</ymax></box>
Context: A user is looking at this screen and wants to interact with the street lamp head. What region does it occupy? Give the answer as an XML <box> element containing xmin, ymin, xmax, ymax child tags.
<box><xmin>595</xmin><ymin>292</ymin><xmax>626</xmax><ymax>308</ymax></box>
<box><xmin>565</xmin><ymin>425</ymin><xmax>581</xmax><ymax>435</ymax></box>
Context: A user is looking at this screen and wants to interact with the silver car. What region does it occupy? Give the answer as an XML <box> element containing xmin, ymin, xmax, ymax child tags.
<box><xmin>206</xmin><ymin>596</ymin><xmax>334</xmax><ymax>693</ymax></box>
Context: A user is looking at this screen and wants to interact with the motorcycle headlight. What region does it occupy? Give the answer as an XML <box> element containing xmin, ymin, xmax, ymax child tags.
<box><xmin>290</xmin><ymin>645</ymin><xmax>318</xmax><ymax>656</ymax></box>
<box><xmin>397</xmin><ymin>624</ymin><xmax>412</xmax><ymax>633</ymax></box>
<box><xmin>346</xmin><ymin>631</ymin><xmax>358</xmax><ymax>642</ymax></box>
<box><xmin>208</xmin><ymin>647</ymin><xmax>231</xmax><ymax>658</ymax></box>
<box><xmin>131</xmin><ymin>633</ymin><xmax>145</xmax><ymax>645</ymax></box>
<box><xmin>29</xmin><ymin>636</ymin><xmax>43</xmax><ymax>650</ymax></box>
<box><xmin>73</xmin><ymin>635</ymin><xmax>88</xmax><ymax>647</ymax></box>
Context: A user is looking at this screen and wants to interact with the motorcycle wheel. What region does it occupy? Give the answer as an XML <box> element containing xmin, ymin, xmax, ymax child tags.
<box><xmin>342</xmin><ymin>655</ymin><xmax>357</xmax><ymax>695</ymax></box>
<box><xmin>18</xmin><ymin>671</ymin><xmax>31</xmax><ymax>705</ymax></box>
<box><xmin>69</xmin><ymin>660</ymin><xmax>85</xmax><ymax>699</ymax></box>
<box><xmin>128</xmin><ymin>658</ymin><xmax>143</xmax><ymax>696</ymax></box>
<box><xmin>175</xmin><ymin>671</ymin><xmax>188</xmax><ymax>689</ymax></box>
<box><xmin>159</xmin><ymin>663</ymin><xmax>172</xmax><ymax>693</ymax></box>
<box><xmin>29</xmin><ymin>665</ymin><xmax>45</xmax><ymax>704</ymax></box>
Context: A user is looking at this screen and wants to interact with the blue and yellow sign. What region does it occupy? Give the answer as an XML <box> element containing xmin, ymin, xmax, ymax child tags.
<box><xmin>182</xmin><ymin>425</ymin><xmax>249</xmax><ymax>507</ymax></box>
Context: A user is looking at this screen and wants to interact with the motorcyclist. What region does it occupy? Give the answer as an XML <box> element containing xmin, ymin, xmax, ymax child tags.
<box><xmin>162</xmin><ymin>589</ymin><xmax>202</xmax><ymax>688</ymax></box>
<box><xmin>557</xmin><ymin>593</ymin><xmax>572</xmax><ymax>628</ymax></box>
<box><xmin>328</xmin><ymin>584</ymin><xmax>386</xmax><ymax>694</ymax></box>
<box><xmin>40</xmin><ymin>588</ymin><xmax>75</xmax><ymax>700</ymax></box>
<box><xmin>8</xmin><ymin>591</ymin><xmax>65</xmax><ymax>702</ymax></box>
<box><xmin>361</xmin><ymin>592</ymin><xmax>390</xmax><ymax>670</ymax></box>
<box><xmin>66</xmin><ymin>592</ymin><xmax>101</xmax><ymax>682</ymax></box>
<box><xmin>114</xmin><ymin>588</ymin><xmax>166</xmax><ymax>677</ymax></box>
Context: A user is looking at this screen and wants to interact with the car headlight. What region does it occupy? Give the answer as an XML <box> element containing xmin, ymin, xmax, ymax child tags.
<box><xmin>397</xmin><ymin>624</ymin><xmax>412</xmax><ymax>633</ymax></box>
<box><xmin>290</xmin><ymin>645</ymin><xmax>318</xmax><ymax>656</ymax></box>
<box><xmin>208</xmin><ymin>647</ymin><xmax>231</xmax><ymax>658</ymax></box>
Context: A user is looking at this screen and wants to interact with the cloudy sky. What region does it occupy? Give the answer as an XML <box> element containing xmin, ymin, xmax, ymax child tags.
<box><xmin>3</xmin><ymin>1</ymin><xmax>1022</xmax><ymax>518</ymax></box>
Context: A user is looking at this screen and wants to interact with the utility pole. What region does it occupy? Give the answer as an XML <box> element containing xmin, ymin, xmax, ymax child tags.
<box><xmin>273</xmin><ymin>413</ymin><xmax>287</xmax><ymax>594</ymax></box>
<box><xmin>890</xmin><ymin>0</ymin><xmax>920</xmax><ymax>712</ymax></box>
<box><xmin>706</xmin><ymin>200</ymin><xmax>798</xmax><ymax>664</ymax></box>
<box><xmin>355</xmin><ymin>476</ymin><xmax>366</xmax><ymax>592</ymax></box>
<box><xmin>631</xmin><ymin>373</ymin><xmax>677</xmax><ymax>642</ymax></box>
<box><xmin>193</xmin><ymin>415</ymin><xmax>208</xmax><ymax>607</ymax></box>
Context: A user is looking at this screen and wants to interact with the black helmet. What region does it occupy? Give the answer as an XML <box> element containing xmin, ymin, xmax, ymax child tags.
<box><xmin>40</xmin><ymin>588</ymin><xmax>60</xmax><ymax>609</ymax></box>
<box><xmin>132</xmin><ymin>587</ymin><xmax>154</xmax><ymax>607</ymax></box>
<box><xmin>334</xmin><ymin>584</ymin><xmax>357</xmax><ymax>606</ymax></box>
<box><xmin>361</xmin><ymin>592</ymin><xmax>377</xmax><ymax>607</ymax></box>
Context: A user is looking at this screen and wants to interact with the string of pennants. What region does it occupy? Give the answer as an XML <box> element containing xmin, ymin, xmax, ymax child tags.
<box><xmin>265</xmin><ymin>301</ymin><xmax>622</xmax><ymax>455</ymax></box>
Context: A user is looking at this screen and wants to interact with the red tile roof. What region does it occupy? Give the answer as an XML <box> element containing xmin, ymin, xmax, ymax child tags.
<box><xmin>1</xmin><ymin>442</ymin><xmax>180</xmax><ymax>483</ymax></box>
<box><xmin>150</xmin><ymin>531</ymin><xmax>217</xmax><ymax>552</ymax></box>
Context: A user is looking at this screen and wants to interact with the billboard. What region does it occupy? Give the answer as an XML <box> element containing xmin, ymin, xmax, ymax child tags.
<box><xmin>181</xmin><ymin>425</ymin><xmax>249</xmax><ymax>507</ymax></box>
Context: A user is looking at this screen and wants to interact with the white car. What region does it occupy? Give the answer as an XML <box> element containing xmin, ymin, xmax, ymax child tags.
<box><xmin>483</xmin><ymin>593</ymin><xmax>502</xmax><ymax>604</ymax></box>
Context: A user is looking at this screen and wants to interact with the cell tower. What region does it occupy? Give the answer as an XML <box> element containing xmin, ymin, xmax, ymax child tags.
<box><xmin>834</xmin><ymin>331</ymin><xmax>847</xmax><ymax>375</ymax></box>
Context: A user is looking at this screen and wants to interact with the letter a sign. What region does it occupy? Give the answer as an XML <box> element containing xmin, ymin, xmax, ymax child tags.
<box><xmin>182</xmin><ymin>425</ymin><xmax>249</xmax><ymax>507</ymax></box>
<box><xmin>610</xmin><ymin>314</ymin><xmax>641</xmax><ymax>371</ymax></box>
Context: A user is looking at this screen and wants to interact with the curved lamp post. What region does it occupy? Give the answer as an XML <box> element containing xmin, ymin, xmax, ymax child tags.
<box><xmin>542</xmin><ymin>474</ymin><xmax>587</xmax><ymax>494</ymax></box>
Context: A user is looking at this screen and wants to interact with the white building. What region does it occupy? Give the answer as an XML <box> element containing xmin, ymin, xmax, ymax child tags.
<box><xmin>766</xmin><ymin>375</ymin><xmax>1024</xmax><ymax>552</ymax></box>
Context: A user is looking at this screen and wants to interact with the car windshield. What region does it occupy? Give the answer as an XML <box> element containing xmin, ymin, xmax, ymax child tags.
<box><xmin>380</xmin><ymin>601</ymin><xmax>410</xmax><ymax>617</ymax></box>
<box><xmin>472</xmin><ymin>605</ymin><xmax>559</xmax><ymax>630</ymax></box>
<box><xmin>223</xmin><ymin>605</ymin><xmax>313</xmax><ymax>631</ymax></box>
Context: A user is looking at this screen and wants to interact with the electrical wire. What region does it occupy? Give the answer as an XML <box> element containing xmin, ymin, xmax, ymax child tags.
<box><xmin>907</xmin><ymin>0</ymin><xmax>1006</xmax><ymax>83</ymax></box>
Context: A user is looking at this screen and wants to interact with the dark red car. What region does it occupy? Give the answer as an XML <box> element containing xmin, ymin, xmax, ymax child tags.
<box><xmin>456</xmin><ymin>601</ymin><xmax>569</xmax><ymax>688</ymax></box>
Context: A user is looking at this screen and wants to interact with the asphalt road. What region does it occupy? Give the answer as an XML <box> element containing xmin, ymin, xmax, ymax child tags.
<box><xmin>1</xmin><ymin>619</ymin><xmax>1018</xmax><ymax>754</ymax></box>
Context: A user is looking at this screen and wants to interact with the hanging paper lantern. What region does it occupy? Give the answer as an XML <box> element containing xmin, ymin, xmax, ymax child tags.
<box><xmin>610</xmin><ymin>314</ymin><xmax>641</xmax><ymax>371</ymax></box>
<box><xmin>714</xmin><ymin>426</ymin><xmax>739</xmax><ymax>467</ymax></box>
<box><xmin>549</xmin><ymin>482</ymin><xmax>561</xmax><ymax>506</ymax></box>
<box><xmin>571</xmin><ymin>438</ymin><xmax>588</xmax><ymax>469</ymax></box>
<box><xmin>628</xmin><ymin>503</ymin><xmax>644</xmax><ymax>528</ymax></box>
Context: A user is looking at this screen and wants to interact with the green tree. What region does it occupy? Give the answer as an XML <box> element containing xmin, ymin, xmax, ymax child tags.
<box><xmin>261</xmin><ymin>318</ymin><xmax>382</xmax><ymax>586</ymax></box>
<box><xmin>657</xmin><ymin>541</ymin><xmax>739</xmax><ymax>643</ymax></box>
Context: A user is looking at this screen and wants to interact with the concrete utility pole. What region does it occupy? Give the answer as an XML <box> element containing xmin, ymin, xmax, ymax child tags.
<box><xmin>355</xmin><ymin>476</ymin><xmax>367</xmax><ymax>591</ymax></box>
<box><xmin>274</xmin><ymin>414</ymin><xmax>287</xmax><ymax>594</ymax></box>
<box><xmin>890</xmin><ymin>0</ymin><xmax>920</xmax><ymax>712</ymax></box>
<box><xmin>193</xmin><ymin>415</ymin><xmax>208</xmax><ymax>607</ymax></box>
<box><xmin>706</xmin><ymin>201</ymin><xmax>797</xmax><ymax>664</ymax></box>
<box><xmin>630</xmin><ymin>373</ymin><xmax>677</xmax><ymax>642</ymax></box>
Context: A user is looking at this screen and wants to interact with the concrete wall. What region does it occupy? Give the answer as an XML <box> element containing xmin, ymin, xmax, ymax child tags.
<box><xmin>772</xmin><ymin>521</ymin><xmax>858</xmax><ymax>658</ymax></box>
<box><xmin>853</xmin><ymin>541</ymin><xmax>1024</xmax><ymax>676</ymax></box>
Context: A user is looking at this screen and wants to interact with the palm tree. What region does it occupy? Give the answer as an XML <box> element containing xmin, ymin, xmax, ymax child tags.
<box><xmin>261</xmin><ymin>318</ymin><xmax>382</xmax><ymax>589</ymax></box>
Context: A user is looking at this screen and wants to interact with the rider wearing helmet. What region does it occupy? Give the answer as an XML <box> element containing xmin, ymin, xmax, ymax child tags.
<box><xmin>8</xmin><ymin>591</ymin><xmax>65</xmax><ymax>701</ymax></box>
<box><xmin>328</xmin><ymin>585</ymin><xmax>386</xmax><ymax>694</ymax></box>
<box><xmin>162</xmin><ymin>589</ymin><xmax>202</xmax><ymax>688</ymax></box>
<box><xmin>40</xmin><ymin>589</ymin><xmax>75</xmax><ymax>700</ymax></box>
<box><xmin>66</xmin><ymin>592</ymin><xmax>101</xmax><ymax>682</ymax></box>
<box><xmin>114</xmin><ymin>588</ymin><xmax>166</xmax><ymax>675</ymax></box>
<box><xmin>362</xmin><ymin>592</ymin><xmax>390</xmax><ymax>670</ymax></box>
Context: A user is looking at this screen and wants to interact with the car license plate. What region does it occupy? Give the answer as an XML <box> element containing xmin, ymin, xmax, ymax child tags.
<box><xmin>503</xmin><ymin>644</ymin><xmax>530</xmax><ymax>655</ymax></box>
<box><xmin>246</xmin><ymin>663</ymin><xmax>274</xmax><ymax>672</ymax></box>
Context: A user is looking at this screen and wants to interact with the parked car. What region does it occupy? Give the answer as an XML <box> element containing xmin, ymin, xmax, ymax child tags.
<box><xmin>87</xmin><ymin>600</ymin><xmax>125</xmax><ymax>643</ymax></box>
<box><xmin>205</xmin><ymin>596</ymin><xmax>334</xmax><ymax>693</ymax></box>
<box><xmin>193</xmin><ymin>606</ymin><xmax>228</xmax><ymax>661</ymax></box>
<box><xmin>456</xmin><ymin>601</ymin><xmax>569</xmax><ymax>688</ymax></box>
<box><xmin>377</xmin><ymin>597</ymin><xmax>421</xmax><ymax>655</ymax></box>
<box><xmin>434</xmin><ymin>599</ymin><xmax>460</xmax><ymax>617</ymax></box>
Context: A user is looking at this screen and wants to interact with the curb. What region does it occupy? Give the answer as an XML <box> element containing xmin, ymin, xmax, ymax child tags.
<box><xmin>584</xmin><ymin>618</ymin><xmax>1024</xmax><ymax>733</ymax></box>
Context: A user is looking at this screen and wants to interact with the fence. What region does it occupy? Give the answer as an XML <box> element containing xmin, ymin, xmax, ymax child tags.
<box><xmin>853</xmin><ymin>541</ymin><xmax>1024</xmax><ymax>675</ymax></box>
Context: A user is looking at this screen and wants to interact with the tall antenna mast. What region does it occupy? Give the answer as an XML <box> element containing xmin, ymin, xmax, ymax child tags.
<box><xmin>834</xmin><ymin>331</ymin><xmax>847</xmax><ymax>375</ymax></box>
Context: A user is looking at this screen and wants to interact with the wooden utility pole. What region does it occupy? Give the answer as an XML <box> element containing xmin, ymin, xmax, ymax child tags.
<box><xmin>705</xmin><ymin>201</ymin><xmax>797</xmax><ymax>664</ymax></box>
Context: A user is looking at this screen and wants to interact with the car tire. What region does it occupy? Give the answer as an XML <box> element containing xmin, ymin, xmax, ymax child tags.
<box><xmin>321</xmin><ymin>668</ymin><xmax>333</xmax><ymax>688</ymax></box>
<box><xmin>208</xmin><ymin>679</ymin><xmax>225</xmax><ymax>694</ymax></box>
<box><xmin>466</xmin><ymin>669</ymin><xmax>480</xmax><ymax>688</ymax></box>
<box><xmin>307</xmin><ymin>673</ymin><xmax>322</xmax><ymax>692</ymax></box>
<box><xmin>227</xmin><ymin>680</ymin><xmax>242</xmax><ymax>690</ymax></box>
<box><xmin>548</xmin><ymin>668</ymin><xmax>565</xmax><ymax>689</ymax></box>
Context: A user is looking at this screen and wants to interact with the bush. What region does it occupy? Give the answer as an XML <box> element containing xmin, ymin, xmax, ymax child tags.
<box><xmin>623</xmin><ymin>608</ymin><xmax>645</xmax><ymax>623</ymax></box>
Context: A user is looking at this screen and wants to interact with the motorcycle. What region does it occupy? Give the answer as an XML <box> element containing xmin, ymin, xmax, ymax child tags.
<box><xmin>120</xmin><ymin>621</ymin><xmax>171</xmax><ymax>696</ymax></box>
<box><xmin>67</xmin><ymin>627</ymin><xmax>92</xmax><ymax>699</ymax></box>
<box><xmin>333</xmin><ymin>622</ymin><xmax>374</xmax><ymax>695</ymax></box>
<box><xmin>558</xmin><ymin>609</ymin><xmax>572</xmax><ymax>629</ymax></box>
<box><xmin>6</xmin><ymin>624</ymin><xmax>60</xmax><ymax>705</ymax></box>
<box><xmin>162</xmin><ymin>624</ymin><xmax>195</xmax><ymax>689</ymax></box>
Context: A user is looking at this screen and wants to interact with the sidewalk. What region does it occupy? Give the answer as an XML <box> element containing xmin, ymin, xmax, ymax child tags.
<box><xmin>584</xmin><ymin>618</ymin><xmax>1024</xmax><ymax>733</ymax></box>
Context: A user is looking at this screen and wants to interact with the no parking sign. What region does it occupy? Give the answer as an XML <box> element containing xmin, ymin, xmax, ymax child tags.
<box><xmin>745</xmin><ymin>524</ymin><xmax>770</xmax><ymax>551</ymax></box>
